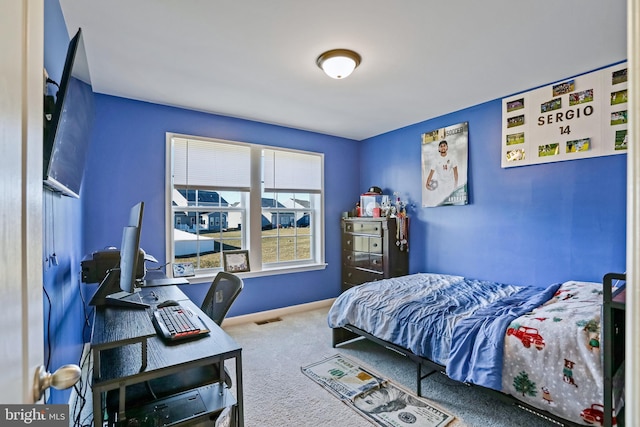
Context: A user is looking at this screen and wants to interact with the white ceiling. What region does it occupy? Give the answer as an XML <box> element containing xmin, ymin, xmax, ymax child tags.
<box><xmin>59</xmin><ymin>0</ymin><xmax>627</xmax><ymax>141</ymax></box>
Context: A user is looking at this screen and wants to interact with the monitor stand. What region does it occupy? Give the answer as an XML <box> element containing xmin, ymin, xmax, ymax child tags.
<box><xmin>89</xmin><ymin>268</ymin><xmax>149</xmax><ymax>309</ymax></box>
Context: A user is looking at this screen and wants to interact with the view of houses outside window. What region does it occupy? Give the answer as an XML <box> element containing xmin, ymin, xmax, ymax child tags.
<box><xmin>172</xmin><ymin>189</ymin><xmax>245</xmax><ymax>269</ymax></box>
<box><xmin>261</xmin><ymin>191</ymin><xmax>313</xmax><ymax>263</ymax></box>
<box><xmin>168</xmin><ymin>134</ymin><xmax>324</xmax><ymax>275</ymax></box>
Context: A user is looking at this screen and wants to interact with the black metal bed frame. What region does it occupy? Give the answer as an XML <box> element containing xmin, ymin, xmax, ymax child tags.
<box><xmin>332</xmin><ymin>325</ymin><xmax>585</xmax><ymax>427</ymax></box>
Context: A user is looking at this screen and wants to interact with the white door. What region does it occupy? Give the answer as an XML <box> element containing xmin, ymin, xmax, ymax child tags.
<box><xmin>0</xmin><ymin>0</ymin><xmax>45</xmax><ymax>404</ymax></box>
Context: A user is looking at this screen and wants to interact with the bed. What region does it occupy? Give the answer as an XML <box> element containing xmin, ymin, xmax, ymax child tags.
<box><xmin>328</xmin><ymin>273</ymin><xmax>625</xmax><ymax>426</ymax></box>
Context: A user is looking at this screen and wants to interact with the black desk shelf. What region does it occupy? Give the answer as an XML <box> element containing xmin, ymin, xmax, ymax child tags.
<box><xmin>107</xmin><ymin>383</ymin><xmax>237</xmax><ymax>427</ymax></box>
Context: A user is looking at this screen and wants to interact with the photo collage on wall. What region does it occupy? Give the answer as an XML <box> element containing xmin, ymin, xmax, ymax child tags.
<box><xmin>501</xmin><ymin>62</ymin><xmax>627</xmax><ymax>168</ymax></box>
<box><xmin>421</xmin><ymin>121</ymin><xmax>469</xmax><ymax>208</ymax></box>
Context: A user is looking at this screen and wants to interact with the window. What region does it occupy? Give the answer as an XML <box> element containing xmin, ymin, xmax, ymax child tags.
<box><xmin>166</xmin><ymin>134</ymin><xmax>324</xmax><ymax>277</ymax></box>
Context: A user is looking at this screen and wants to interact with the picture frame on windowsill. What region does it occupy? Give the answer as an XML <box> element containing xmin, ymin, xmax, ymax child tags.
<box><xmin>172</xmin><ymin>262</ymin><xmax>195</xmax><ymax>278</ymax></box>
<box><xmin>223</xmin><ymin>250</ymin><xmax>250</xmax><ymax>273</ymax></box>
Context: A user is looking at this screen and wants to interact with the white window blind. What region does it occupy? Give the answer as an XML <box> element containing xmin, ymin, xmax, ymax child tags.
<box><xmin>263</xmin><ymin>149</ymin><xmax>322</xmax><ymax>192</ymax></box>
<box><xmin>173</xmin><ymin>137</ymin><xmax>251</xmax><ymax>189</ymax></box>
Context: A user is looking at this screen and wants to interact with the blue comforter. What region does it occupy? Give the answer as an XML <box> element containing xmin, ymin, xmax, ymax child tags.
<box><xmin>327</xmin><ymin>273</ymin><xmax>560</xmax><ymax>390</ymax></box>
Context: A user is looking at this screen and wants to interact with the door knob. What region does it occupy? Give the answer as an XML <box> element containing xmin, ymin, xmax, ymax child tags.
<box><xmin>33</xmin><ymin>364</ymin><xmax>81</xmax><ymax>402</ymax></box>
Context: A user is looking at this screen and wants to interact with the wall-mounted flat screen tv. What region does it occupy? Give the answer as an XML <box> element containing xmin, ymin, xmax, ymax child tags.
<box><xmin>43</xmin><ymin>28</ymin><xmax>95</xmax><ymax>198</ymax></box>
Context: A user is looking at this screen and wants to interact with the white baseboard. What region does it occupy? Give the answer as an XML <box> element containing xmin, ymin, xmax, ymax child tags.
<box><xmin>221</xmin><ymin>298</ymin><xmax>336</xmax><ymax>327</ymax></box>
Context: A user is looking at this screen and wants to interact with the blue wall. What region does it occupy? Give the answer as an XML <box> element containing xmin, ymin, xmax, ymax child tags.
<box><xmin>360</xmin><ymin>100</ymin><xmax>626</xmax><ymax>287</ymax></box>
<box><xmin>82</xmin><ymin>95</ymin><xmax>361</xmax><ymax>316</ymax></box>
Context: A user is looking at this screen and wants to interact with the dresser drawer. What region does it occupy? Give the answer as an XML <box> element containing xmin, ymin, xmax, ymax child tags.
<box><xmin>344</xmin><ymin>251</ymin><xmax>383</xmax><ymax>271</ymax></box>
<box><xmin>369</xmin><ymin>237</ymin><xmax>382</xmax><ymax>254</ymax></box>
<box><xmin>345</xmin><ymin>235</ymin><xmax>382</xmax><ymax>253</ymax></box>
<box><xmin>369</xmin><ymin>254</ymin><xmax>383</xmax><ymax>271</ymax></box>
<box><xmin>343</xmin><ymin>234</ymin><xmax>352</xmax><ymax>251</ymax></box>
<box><xmin>345</xmin><ymin>221</ymin><xmax>383</xmax><ymax>236</ymax></box>
<box><xmin>343</xmin><ymin>267</ymin><xmax>383</xmax><ymax>286</ymax></box>
<box><xmin>344</xmin><ymin>251</ymin><xmax>370</xmax><ymax>268</ymax></box>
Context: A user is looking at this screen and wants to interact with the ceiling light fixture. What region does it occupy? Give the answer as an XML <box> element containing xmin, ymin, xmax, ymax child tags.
<box><xmin>316</xmin><ymin>49</ymin><xmax>361</xmax><ymax>79</ymax></box>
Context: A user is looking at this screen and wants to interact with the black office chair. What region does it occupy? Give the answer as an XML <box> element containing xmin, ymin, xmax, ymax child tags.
<box><xmin>201</xmin><ymin>271</ymin><xmax>244</xmax><ymax>326</ymax></box>
<box><xmin>107</xmin><ymin>272</ymin><xmax>244</xmax><ymax>409</ymax></box>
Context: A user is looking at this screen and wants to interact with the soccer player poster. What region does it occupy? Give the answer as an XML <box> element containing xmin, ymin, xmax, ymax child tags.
<box><xmin>421</xmin><ymin>122</ymin><xmax>469</xmax><ymax>207</ymax></box>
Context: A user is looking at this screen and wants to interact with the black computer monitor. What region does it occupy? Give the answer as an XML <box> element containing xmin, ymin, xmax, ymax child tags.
<box><xmin>118</xmin><ymin>226</ymin><xmax>141</xmax><ymax>295</ymax></box>
<box><xmin>128</xmin><ymin>201</ymin><xmax>144</xmax><ymax>229</ymax></box>
<box><xmin>89</xmin><ymin>202</ymin><xmax>149</xmax><ymax>308</ymax></box>
<box><xmin>122</xmin><ymin>201</ymin><xmax>144</xmax><ymax>293</ymax></box>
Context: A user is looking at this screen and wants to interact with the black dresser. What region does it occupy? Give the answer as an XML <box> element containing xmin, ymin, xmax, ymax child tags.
<box><xmin>341</xmin><ymin>217</ymin><xmax>409</xmax><ymax>292</ymax></box>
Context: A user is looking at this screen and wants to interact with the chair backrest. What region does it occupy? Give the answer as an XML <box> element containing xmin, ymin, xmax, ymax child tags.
<box><xmin>201</xmin><ymin>271</ymin><xmax>244</xmax><ymax>326</ymax></box>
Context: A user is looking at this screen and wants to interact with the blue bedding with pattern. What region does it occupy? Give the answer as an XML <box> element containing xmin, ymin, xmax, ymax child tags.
<box><xmin>327</xmin><ymin>273</ymin><xmax>560</xmax><ymax>388</ymax></box>
<box><xmin>328</xmin><ymin>273</ymin><xmax>624</xmax><ymax>425</ymax></box>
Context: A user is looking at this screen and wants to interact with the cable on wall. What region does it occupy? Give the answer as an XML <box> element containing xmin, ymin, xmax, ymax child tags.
<box><xmin>70</xmin><ymin>257</ymin><xmax>96</xmax><ymax>425</ymax></box>
<box><xmin>70</xmin><ymin>346</ymin><xmax>92</xmax><ymax>427</ymax></box>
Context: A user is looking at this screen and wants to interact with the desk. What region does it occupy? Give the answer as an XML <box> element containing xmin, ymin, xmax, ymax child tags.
<box><xmin>91</xmin><ymin>286</ymin><xmax>243</xmax><ymax>426</ymax></box>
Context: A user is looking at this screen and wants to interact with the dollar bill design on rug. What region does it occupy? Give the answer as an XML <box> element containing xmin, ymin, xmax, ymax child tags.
<box><xmin>302</xmin><ymin>354</ymin><xmax>454</xmax><ymax>427</ymax></box>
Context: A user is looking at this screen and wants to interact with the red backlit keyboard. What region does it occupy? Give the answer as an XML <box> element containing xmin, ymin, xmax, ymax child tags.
<box><xmin>152</xmin><ymin>305</ymin><xmax>210</xmax><ymax>341</ymax></box>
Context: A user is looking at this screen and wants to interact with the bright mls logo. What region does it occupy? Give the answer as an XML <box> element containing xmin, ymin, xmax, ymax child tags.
<box><xmin>0</xmin><ymin>405</ymin><xmax>67</xmax><ymax>426</ymax></box>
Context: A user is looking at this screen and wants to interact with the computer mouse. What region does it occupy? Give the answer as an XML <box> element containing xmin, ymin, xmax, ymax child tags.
<box><xmin>157</xmin><ymin>299</ymin><xmax>180</xmax><ymax>308</ymax></box>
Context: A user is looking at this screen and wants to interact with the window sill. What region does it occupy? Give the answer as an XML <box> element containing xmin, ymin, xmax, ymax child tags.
<box><xmin>181</xmin><ymin>262</ymin><xmax>328</xmax><ymax>284</ymax></box>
